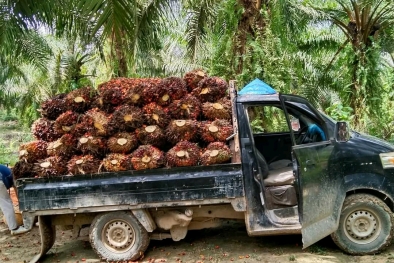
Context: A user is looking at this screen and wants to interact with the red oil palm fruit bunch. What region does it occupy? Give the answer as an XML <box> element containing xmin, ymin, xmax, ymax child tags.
<box><xmin>85</xmin><ymin>108</ymin><xmax>110</xmax><ymax>137</ymax></box>
<box><xmin>166</xmin><ymin>141</ymin><xmax>200</xmax><ymax>167</ymax></box>
<box><xmin>107</xmin><ymin>132</ymin><xmax>139</xmax><ymax>154</ymax></box>
<box><xmin>12</xmin><ymin>161</ymin><xmax>35</xmax><ymax>179</ymax></box>
<box><xmin>54</xmin><ymin>110</ymin><xmax>80</xmax><ymax>134</ymax></box>
<box><xmin>19</xmin><ymin>140</ymin><xmax>48</xmax><ymax>163</ymax></box>
<box><xmin>131</xmin><ymin>145</ymin><xmax>165</xmax><ymax>170</ymax></box>
<box><xmin>98</xmin><ymin>79</ymin><xmax>125</xmax><ymax>106</ymax></box>
<box><xmin>202</xmin><ymin>97</ymin><xmax>232</xmax><ymax>120</ymax></box>
<box><xmin>47</xmin><ymin>134</ymin><xmax>77</xmax><ymax>158</ymax></box>
<box><xmin>34</xmin><ymin>156</ymin><xmax>68</xmax><ymax>177</ymax></box>
<box><xmin>124</xmin><ymin>82</ymin><xmax>146</xmax><ymax>106</ymax></box>
<box><xmin>143</xmin><ymin>103</ymin><xmax>170</xmax><ymax>128</ymax></box>
<box><xmin>103</xmin><ymin>153</ymin><xmax>132</xmax><ymax>172</ymax></box>
<box><xmin>139</xmin><ymin>78</ymin><xmax>163</xmax><ymax>105</ymax></box>
<box><xmin>191</xmin><ymin>77</ymin><xmax>228</xmax><ymax>102</ymax></box>
<box><xmin>167</xmin><ymin>94</ymin><xmax>201</xmax><ymax>120</ymax></box>
<box><xmin>200</xmin><ymin>142</ymin><xmax>232</xmax><ymax>165</ymax></box>
<box><xmin>66</xmin><ymin>86</ymin><xmax>96</xmax><ymax>113</ymax></box>
<box><xmin>183</xmin><ymin>69</ymin><xmax>207</xmax><ymax>92</ymax></box>
<box><xmin>31</xmin><ymin>118</ymin><xmax>62</xmax><ymax>142</ymax></box>
<box><xmin>39</xmin><ymin>93</ymin><xmax>68</xmax><ymax>120</ymax></box>
<box><xmin>67</xmin><ymin>155</ymin><xmax>102</xmax><ymax>175</ymax></box>
<box><xmin>91</xmin><ymin>95</ymin><xmax>114</xmax><ymax>114</ymax></box>
<box><xmin>135</xmin><ymin>125</ymin><xmax>166</xmax><ymax>147</ymax></box>
<box><xmin>165</xmin><ymin>120</ymin><xmax>199</xmax><ymax>145</ymax></box>
<box><xmin>77</xmin><ymin>134</ymin><xmax>107</xmax><ymax>157</ymax></box>
<box><xmin>162</xmin><ymin>77</ymin><xmax>188</xmax><ymax>100</ymax></box>
<box><xmin>108</xmin><ymin>105</ymin><xmax>144</xmax><ymax>134</ymax></box>
<box><xmin>73</xmin><ymin>114</ymin><xmax>95</xmax><ymax>137</ymax></box>
<box><xmin>199</xmin><ymin>119</ymin><xmax>234</xmax><ymax>142</ymax></box>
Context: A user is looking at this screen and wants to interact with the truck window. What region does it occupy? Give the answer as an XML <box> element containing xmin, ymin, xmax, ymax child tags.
<box><xmin>247</xmin><ymin>105</ymin><xmax>290</xmax><ymax>134</ymax></box>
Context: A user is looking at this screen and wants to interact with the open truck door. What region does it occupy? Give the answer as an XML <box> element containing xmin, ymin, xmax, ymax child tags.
<box><xmin>280</xmin><ymin>94</ymin><xmax>346</xmax><ymax>248</ymax></box>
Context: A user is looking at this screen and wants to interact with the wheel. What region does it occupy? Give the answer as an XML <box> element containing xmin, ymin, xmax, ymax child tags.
<box><xmin>331</xmin><ymin>194</ymin><xmax>394</xmax><ymax>255</ymax></box>
<box><xmin>89</xmin><ymin>211</ymin><xmax>150</xmax><ymax>261</ymax></box>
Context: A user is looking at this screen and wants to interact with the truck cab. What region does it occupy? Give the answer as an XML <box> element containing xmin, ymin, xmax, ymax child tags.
<box><xmin>236</xmin><ymin>85</ymin><xmax>394</xmax><ymax>255</ymax></box>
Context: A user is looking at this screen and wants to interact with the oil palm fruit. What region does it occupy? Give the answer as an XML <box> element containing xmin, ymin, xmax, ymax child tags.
<box><xmin>107</xmin><ymin>132</ymin><xmax>138</xmax><ymax>154</ymax></box>
<box><xmin>199</xmin><ymin>119</ymin><xmax>234</xmax><ymax>142</ymax></box>
<box><xmin>12</xmin><ymin>161</ymin><xmax>35</xmax><ymax>179</ymax></box>
<box><xmin>103</xmin><ymin>153</ymin><xmax>132</xmax><ymax>172</ymax></box>
<box><xmin>143</xmin><ymin>102</ymin><xmax>170</xmax><ymax>128</ymax></box>
<box><xmin>160</xmin><ymin>77</ymin><xmax>187</xmax><ymax>101</ymax></box>
<box><xmin>19</xmin><ymin>140</ymin><xmax>48</xmax><ymax>163</ymax></box>
<box><xmin>202</xmin><ymin>97</ymin><xmax>232</xmax><ymax>120</ymax></box>
<box><xmin>74</xmin><ymin>114</ymin><xmax>95</xmax><ymax>137</ymax></box>
<box><xmin>34</xmin><ymin>156</ymin><xmax>68</xmax><ymax>177</ymax></box>
<box><xmin>200</xmin><ymin>142</ymin><xmax>232</xmax><ymax>165</ymax></box>
<box><xmin>168</xmin><ymin>94</ymin><xmax>201</xmax><ymax>120</ymax></box>
<box><xmin>108</xmin><ymin>105</ymin><xmax>144</xmax><ymax>134</ymax></box>
<box><xmin>77</xmin><ymin>134</ymin><xmax>107</xmax><ymax>157</ymax></box>
<box><xmin>47</xmin><ymin>134</ymin><xmax>76</xmax><ymax>158</ymax></box>
<box><xmin>85</xmin><ymin>108</ymin><xmax>110</xmax><ymax>136</ymax></box>
<box><xmin>32</xmin><ymin>118</ymin><xmax>62</xmax><ymax>142</ymax></box>
<box><xmin>91</xmin><ymin>95</ymin><xmax>114</xmax><ymax>114</ymax></box>
<box><xmin>124</xmin><ymin>81</ymin><xmax>146</xmax><ymax>106</ymax></box>
<box><xmin>165</xmin><ymin>120</ymin><xmax>199</xmax><ymax>145</ymax></box>
<box><xmin>39</xmin><ymin>93</ymin><xmax>68</xmax><ymax>120</ymax></box>
<box><xmin>191</xmin><ymin>77</ymin><xmax>228</xmax><ymax>102</ymax></box>
<box><xmin>54</xmin><ymin>110</ymin><xmax>80</xmax><ymax>134</ymax></box>
<box><xmin>67</xmin><ymin>155</ymin><xmax>102</xmax><ymax>175</ymax></box>
<box><xmin>183</xmin><ymin>69</ymin><xmax>207</xmax><ymax>92</ymax></box>
<box><xmin>135</xmin><ymin>125</ymin><xmax>166</xmax><ymax>147</ymax></box>
<box><xmin>66</xmin><ymin>86</ymin><xmax>96</xmax><ymax>113</ymax></box>
<box><xmin>166</xmin><ymin>141</ymin><xmax>200</xmax><ymax>167</ymax></box>
<box><xmin>98</xmin><ymin>78</ymin><xmax>125</xmax><ymax>106</ymax></box>
<box><xmin>131</xmin><ymin>145</ymin><xmax>165</xmax><ymax>170</ymax></box>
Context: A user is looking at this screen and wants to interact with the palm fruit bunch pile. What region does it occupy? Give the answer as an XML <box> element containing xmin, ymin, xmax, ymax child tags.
<box><xmin>14</xmin><ymin>70</ymin><xmax>233</xmax><ymax>178</ymax></box>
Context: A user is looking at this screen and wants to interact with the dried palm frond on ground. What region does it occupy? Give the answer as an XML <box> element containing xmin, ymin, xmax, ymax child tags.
<box><xmin>102</xmin><ymin>153</ymin><xmax>132</xmax><ymax>172</ymax></box>
<box><xmin>166</xmin><ymin>141</ymin><xmax>200</xmax><ymax>167</ymax></box>
<box><xmin>19</xmin><ymin>140</ymin><xmax>48</xmax><ymax>163</ymax></box>
<box><xmin>34</xmin><ymin>156</ymin><xmax>68</xmax><ymax>177</ymax></box>
<box><xmin>200</xmin><ymin>142</ymin><xmax>232</xmax><ymax>165</ymax></box>
<box><xmin>40</xmin><ymin>93</ymin><xmax>68</xmax><ymax>120</ymax></box>
<box><xmin>12</xmin><ymin>161</ymin><xmax>35</xmax><ymax>180</ymax></box>
<box><xmin>66</xmin><ymin>86</ymin><xmax>96</xmax><ymax>113</ymax></box>
<box><xmin>143</xmin><ymin>103</ymin><xmax>171</xmax><ymax>128</ymax></box>
<box><xmin>85</xmin><ymin>108</ymin><xmax>110</xmax><ymax>136</ymax></box>
<box><xmin>167</xmin><ymin>95</ymin><xmax>201</xmax><ymax>120</ymax></box>
<box><xmin>131</xmin><ymin>145</ymin><xmax>165</xmax><ymax>170</ymax></box>
<box><xmin>67</xmin><ymin>155</ymin><xmax>102</xmax><ymax>175</ymax></box>
<box><xmin>107</xmin><ymin>105</ymin><xmax>144</xmax><ymax>134</ymax></box>
<box><xmin>47</xmin><ymin>134</ymin><xmax>76</xmax><ymax>157</ymax></box>
<box><xmin>98</xmin><ymin>79</ymin><xmax>125</xmax><ymax>106</ymax></box>
<box><xmin>77</xmin><ymin>134</ymin><xmax>107</xmax><ymax>157</ymax></box>
<box><xmin>136</xmin><ymin>125</ymin><xmax>166</xmax><ymax>147</ymax></box>
<box><xmin>165</xmin><ymin>120</ymin><xmax>199</xmax><ymax>144</ymax></box>
<box><xmin>191</xmin><ymin>77</ymin><xmax>228</xmax><ymax>102</ymax></box>
<box><xmin>107</xmin><ymin>132</ymin><xmax>138</xmax><ymax>154</ymax></box>
<box><xmin>184</xmin><ymin>69</ymin><xmax>207</xmax><ymax>92</ymax></box>
<box><xmin>31</xmin><ymin>118</ymin><xmax>62</xmax><ymax>142</ymax></box>
<box><xmin>202</xmin><ymin>97</ymin><xmax>232</xmax><ymax>120</ymax></box>
<box><xmin>54</xmin><ymin>111</ymin><xmax>80</xmax><ymax>134</ymax></box>
<box><xmin>199</xmin><ymin>119</ymin><xmax>234</xmax><ymax>142</ymax></box>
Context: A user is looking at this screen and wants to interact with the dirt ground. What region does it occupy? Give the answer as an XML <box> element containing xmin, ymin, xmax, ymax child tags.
<box><xmin>2</xmin><ymin>190</ymin><xmax>394</xmax><ymax>263</ymax></box>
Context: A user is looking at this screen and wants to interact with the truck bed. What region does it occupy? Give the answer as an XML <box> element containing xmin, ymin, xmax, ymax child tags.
<box><xmin>16</xmin><ymin>163</ymin><xmax>244</xmax><ymax>214</ymax></box>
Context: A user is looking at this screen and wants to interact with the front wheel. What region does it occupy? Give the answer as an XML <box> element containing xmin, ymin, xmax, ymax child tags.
<box><xmin>331</xmin><ymin>194</ymin><xmax>394</xmax><ymax>255</ymax></box>
<box><xmin>89</xmin><ymin>211</ymin><xmax>150</xmax><ymax>261</ymax></box>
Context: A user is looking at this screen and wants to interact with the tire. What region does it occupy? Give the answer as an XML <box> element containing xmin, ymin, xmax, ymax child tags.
<box><xmin>89</xmin><ymin>211</ymin><xmax>150</xmax><ymax>261</ymax></box>
<box><xmin>331</xmin><ymin>194</ymin><xmax>394</xmax><ymax>255</ymax></box>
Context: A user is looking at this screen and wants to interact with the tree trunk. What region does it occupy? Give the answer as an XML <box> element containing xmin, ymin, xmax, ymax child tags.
<box><xmin>111</xmin><ymin>29</ymin><xmax>128</xmax><ymax>77</ymax></box>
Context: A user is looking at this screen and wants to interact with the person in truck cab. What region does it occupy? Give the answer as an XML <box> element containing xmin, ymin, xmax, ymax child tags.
<box><xmin>0</xmin><ymin>164</ymin><xmax>30</xmax><ymax>235</ymax></box>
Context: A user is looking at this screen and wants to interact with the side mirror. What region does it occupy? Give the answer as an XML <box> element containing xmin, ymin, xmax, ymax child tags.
<box><xmin>335</xmin><ymin>121</ymin><xmax>350</xmax><ymax>142</ymax></box>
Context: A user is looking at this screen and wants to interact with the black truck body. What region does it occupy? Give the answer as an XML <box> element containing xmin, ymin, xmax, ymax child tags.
<box><xmin>16</xmin><ymin>81</ymin><xmax>394</xmax><ymax>262</ymax></box>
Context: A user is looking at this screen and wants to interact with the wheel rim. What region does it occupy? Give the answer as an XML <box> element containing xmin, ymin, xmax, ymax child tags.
<box><xmin>343</xmin><ymin>209</ymin><xmax>381</xmax><ymax>245</ymax></box>
<box><xmin>102</xmin><ymin>219</ymin><xmax>136</xmax><ymax>252</ymax></box>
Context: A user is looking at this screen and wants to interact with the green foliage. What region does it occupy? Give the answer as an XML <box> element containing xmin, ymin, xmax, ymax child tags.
<box><xmin>325</xmin><ymin>103</ymin><xmax>353</xmax><ymax>122</ymax></box>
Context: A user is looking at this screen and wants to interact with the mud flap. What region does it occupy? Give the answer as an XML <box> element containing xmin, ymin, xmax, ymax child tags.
<box><xmin>29</xmin><ymin>216</ymin><xmax>56</xmax><ymax>263</ymax></box>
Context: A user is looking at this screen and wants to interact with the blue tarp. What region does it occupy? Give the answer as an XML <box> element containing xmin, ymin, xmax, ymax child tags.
<box><xmin>238</xmin><ymin>78</ymin><xmax>277</xmax><ymax>95</ymax></box>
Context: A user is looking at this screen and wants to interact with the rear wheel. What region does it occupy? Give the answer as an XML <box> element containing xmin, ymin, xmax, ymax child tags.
<box><xmin>331</xmin><ymin>194</ymin><xmax>394</xmax><ymax>255</ymax></box>
<box><xmin>89</xmin><ymin>211</ymin><xmax>149</xmax><ymax>261</ymax></box>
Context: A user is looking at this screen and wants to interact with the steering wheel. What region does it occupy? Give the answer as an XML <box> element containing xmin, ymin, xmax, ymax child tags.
<box><xmin>296</xmin><ymin>125</ymin><xmax>309</xmax><ymax>145</ymax></box>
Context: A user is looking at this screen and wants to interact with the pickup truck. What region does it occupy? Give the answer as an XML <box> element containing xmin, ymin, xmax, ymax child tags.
<box><xmin>16</xmin><ymin>81</ymin><xmax>394</xmax><ymax>262</ymax></box>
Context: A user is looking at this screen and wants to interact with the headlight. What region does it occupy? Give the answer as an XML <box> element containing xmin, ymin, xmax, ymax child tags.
<box><xmin>380</xmin><ymin>152</ymin><xmax>394</xmax><ymax>169</ymax></box>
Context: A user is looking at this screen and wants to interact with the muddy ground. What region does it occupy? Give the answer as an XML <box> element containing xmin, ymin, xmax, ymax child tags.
<box><xmin>2</xmin><ymin>189</ymin><xmax>394</xmax><ymax>263</ymax></box>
